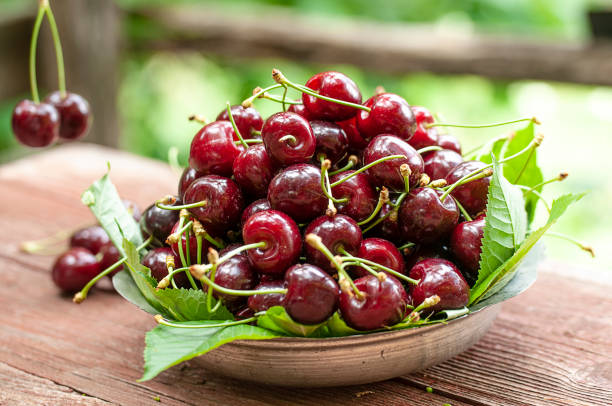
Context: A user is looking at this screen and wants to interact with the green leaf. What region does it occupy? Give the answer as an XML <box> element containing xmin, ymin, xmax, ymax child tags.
<box><xmin>257</xmin><ymin>306</ymin><xmax>326</xmax><ymax>337</ymax></box>
<box><xmin>474</xmin><ymin>136</ymin><xmax>508</xmax><ymax>163</ymax></box>
<box><xmin>326</xmin><ymin>312</ymin><xmax>361</xmax><ymax>337</ymax></box>
<box><xmin>112</xmin><ymin>270</ymin><xmax>159</xmax><ymax>315</ymax></box>
<box><xmin>140</xmin><ymin>322</ymin><xmax>279</xmax><ymax>381</ymax></box>
<box><xmin>81</xmin><ymin>171</ymin><xmax>142</xmax><ymax>254</ymax></box>
<box><xmin>154</xmin><ymin>288</ymin><xmax>234</xmax><ymax>322</ymax></box>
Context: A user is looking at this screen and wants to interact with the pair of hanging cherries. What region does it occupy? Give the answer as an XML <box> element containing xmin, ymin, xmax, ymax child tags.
<box><xmin>11</xmin><ymin>0</ymin><xmax>91</xmax><ymax>148</ymax></box>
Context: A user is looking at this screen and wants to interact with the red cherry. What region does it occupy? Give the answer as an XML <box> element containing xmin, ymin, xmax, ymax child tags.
<box><xmin>310</xmin><ymin>120</ymin><xmax>348</xmax><ymax>164</ymax></box>
<box><xmin>409</xmin><ymin>258</ymin><xmax>469</xmax><ymax>314</ymax></box>
<box><xmin>45</xmin><ymin>91</ymin><xmax>91</xmax><ymax>140</ymax></box>
<box><xmin>423</xmin><ymin>149</ymin><xmax>464</xmax><ymax>180</ymax></box>
<box><xmin>409</xmin><ymin>106</ymin><xmax>438</xmax><ymax>150</ymax></box>
<box><xmin>241</xmin><ymin>199</ymin><xmax>271</xmax><ymax>225</ymax></box>
<box><xmin>178</xmin><ymin>167</ymin><xmax>204</xmax><ymax>199</ymax></box>
<box><xmin>399</xmin><ymin>187</ymin><xmax>459</xmax><ymax>244</ymax></box>
<box><xmin>336</xmin><ymin>116</ymin><xmax>368</xmax><ymax>152</ymax></box>
<box><xmin>233</xmin><ymin>144</ymin><xmax>275</xmax><ymax>198</ymax></box>
<box><xmin>169</xmin><ymin>220</ymin><xmax>209</xmax><ymax>265</ymax></box>
<box><xmin>330</xmin><ymin>170</ymin><xmax>377</xmax><ymax>223</ymax></box>
<box><xmin>247</xmin><ymin>280</ymin><xmax>286</xmax><ymax>312</ymax></box>
<box><xmin>214</xmin><ymin>252</ymin><xmax>259</xmax><ymax>311</ymax></box>
<box><xmin>70</xmin><ymin>226</ymin><xmax>110</xmax><ymax>255</ymax></box>
<box><xmin>436</xmin><ymin>134</ymin><xmax>462</xmax><ymax>155</ymax></box>
<box><xmin>445</xmin><ymin>161</ymin><xmax>490</xmax><ymax>216</ymax></box>
<box><xmin>52</xmin><ymin>247</ymin><xmax>101</xmax><ymax>293</ymax></box>
<box><xmin>302</xmin><ymin>71</ymin><xmax>362</xmax><ymax>121</ymax></box>
<box><xmin>304</xmin><ymin>214</ymin><xmax>362</xmax><ymax>273</ymax></box>
<box><xmin>11</xmin><ymin>100</ymin><xmax>59</xmax><ymax>147</ymax></box>
<box><xmin>99</xmin><ymin>242</ymin><xmax>122</xmax><ymax>277</ymax></box>
<box><xmin>356</xmin><ymin>93</ymin><xmax>416</xmax><ymax>142</ymax></box>
<box><xmin>287</xmin><ymin>103</ymin><xmax>313</xmax><ymax>120</ymax></box>
<box><xmin>216</xmin><ymin>104</ymin><xmax>263</xmax><ymax>139</ymax></box>
<box><xmin>142</xmin><ymin>247</ymin><xmax>191</xmax><ymax>288</ymax></box>
<box><xmin>352</xmin><ymin>238</ymin><xmax>405</xmax><ymax>278</ymax></box>
<box><xmin>140</xmin><ymin>199</ymin><xmax>181</xmax><ymax>246</ymax></box>
<box><xmin>450</xmin><ymin>215</ymin><xmax>485</xmax><ymax>282</ymax></box>
<box><xmin>261</xmin><ymin>112</ymin><xmax>316</xmax><ymax>166</ymax></box>
<box><xmin>371</xmin><ymin>203</ymin><xmax>402</xmax><ymax>241</ymax></box>
<box><xmin>283</xmin><ymin>263</ymin><xmax>339</xmax><ymax>324</ymax></box>
<box><xmin>189</xmin><ymin>121</ymin><xmax>244</xmax><ymax>177</ymax></box>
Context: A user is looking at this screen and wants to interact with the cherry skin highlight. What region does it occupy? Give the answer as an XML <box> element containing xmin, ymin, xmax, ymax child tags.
<box><xmin>399</xmin><ymin>187</ymin><xmax>459</xmax><ymax>244</ymax></box>
<box><xmin>52</xmin><ymin>247</ymin><xmax>101</xmax><ymax>293</ymax></box>
<box><xmin>70</xmin><ymin>225</ymin><xmax>110</xmax><ymax>255</ymax></box>
<box><xmin>302</xmin><ymin>71</ymin><xmax>362</xmax><ymax>121</ymax></box>
<box><xmin>189</xmin><ymin>121</ymin><xmax>244</xmax><ymax>177</ymax></box>
<box><xmin>216</xmin><ymin>104</ymin><xmax>263</xmax><ymax>139</ymax></box>
<box><xmin>11</xmin><ymin>100</ymin><xmax>59</xmax><ymax>147</ymax></box>
<box><xmin>45</xmin><ymin>91</ymin><xmax>91</xmax><ymax>140</ymax></box>
<box><xmin>310</xmin><ymin>120</ymin><xmax>348</xmax><ymax>164</ymax></box>
<box><xmin>179</xmin><ymin>167</ymin><xmax>203</xmax><ymax>199</ymax></box>
<box><xmin>214</xmin><ymin>252</ymin><xmax>259</xmax><ymax>311</ymax></box>
<box><xmin>241</xmin><ymin>199</ymin><xmax>271</xmax><ymax>225</ymax></box>
<box><xmin>140</xmin><ymin>198</ymin><xmax>181</xmax><ymax>246</ymax></box>
<box><xmin>247</xmin><ymin>280</ymin><xmax>286</xmax><ymax>312</ymax></box>
<box><xmin>409</xmin><ymin>106</ymin><xmax>439</xmax><ymax>150</ymax></box>
<box><xmin>409</xmin><ymin>258</ymin><xmax>469</xmax><ymax>314</ymax></box>
<box><xmin>450</xmin><ymin>215</ymin><xmax>485</xmax><ymax>284</ymax></box>
<box><xmin>352</xmin><ymin>237</ymin><xmax>406</xmax><ymax>278</ymax></box>
<box><xmin>356</xmin><ymin>93</ymin><xmax>416</xmax><ymax>142</ymax></box>
<box><xmin>232</xmin><ymin>144</ymin><xmax>275</xmax><ymax>198</ymax></box>
<box><xmin>445</xmin><ymin>160</ymin><xmax>491</xmax><ymax>216</ymax></box>
<box><xmin>423</xmin><ymin>149</ymin><xmax>464</xmax><ymax>180</ymax></box>
<box><xmin>304</xmin><ymin>214</ymin><xmax>362</xmax><ymax>273</ymax></box>
<box><xmin>330</xmin><ymin>170</ymin><xmax>377</xmax><ymax>223</ymax></box>
<box><xmin>261</xmin><ymin>112</ymin><xmax>316</xmax><ymax>166</ymax></box>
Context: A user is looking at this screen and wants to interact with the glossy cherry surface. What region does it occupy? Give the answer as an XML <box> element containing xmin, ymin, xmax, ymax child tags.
<box><xmin>52</xmin><ymin>247</ymin><xmax>101</xmax><ymax>292</ymax></box>
<box><xmin>339</xmin><ymin>274</ymin><xmax>409</xmax><ymax>331</ymax></box>
<box><xmin>184</xmin><ymin>175</ymin><xmax>244</xmax><ymax>234</ymax></box>
<box><xmin>287</xmin><ymin>103</ymin><xmax>313</xmax><ymax>120</ymax></box>
<box><xmin>363</xmin><ymin>134</ymin><xmax>424</xmax><ymax>191</ymax></box>
<box><xmin>261</xmin><ymin>112</ymin><xmax>315</xmax><ymax>166</ymax></box>
<box><xmin>189</xmin><ymin>121</ymin><xmax>244</xmax><ymax>177</ymax></box>
<box><xmin>99</xmin><ymin>242</ymin><xmax>122</xmax><ymax>277</ymax></box>
<box><xmin>283</xmin><ymin>263</ymin><xmax>339</xmax><ymax>324</ymax></box>
<box><xmin>409</xmin><ymin>106</ymin><xmax>439</xmax><ymax>150</ymax></box>
<box><xmin>267</xmin><ymin>164</ymin><xmax>327</xmax><ymax>223</ymax></box>
<box><xmin>352</xmin><ymin>238</ymin><xmax>406</xmax><ymax>278</ymax></box>
<box><xmin>336</xmin><ymin>116</ymin><xmax>368</xmax><ymax>152</ymax></box>
<box><xmin>11</xmin><ymin>100</ymin><xmax>59</xmax><ymax>147</ymax></box>
<box><xmin>241</xmin><ymin>199</ymin><xmax>271</xmax><ymax>225</ymax></box>
<box><xmin>247</xmin><ymin>280</ymin><xmax>287</xmax><ymax>312</ymax></box>
<box><xmin>232</xmin><ymin>144</ymin><xmax>275</xmax><ymax>198</ymax></box>
<box><xmin>399</xmin><ymin>187</ymin><xmax>459</xmax><ymax>244</ymax></box>
<box><xmin>356</xmin><ymin>93</ymin><xmax>416</xmax><ymax>142</ymax></box>
<box><xmin>216</xmin><ymin>104</ymin><xmax>263</xmax><ymax>139</ymax></box>
<box><xmin>330</xmin><ymin>170</ymin><xmax>376</xmax><ymax>223</ymax></box>
<box><xmin>140</xmin><ymin>198</ymin><xmax>181</xmax><ymax>246</ymax></box>
<box><xmin>214</xmin><ymin>253</ymin><xmax>259</xmax><ymax>311</ymax></box>
<box><xmin>310</xmin><ymin>120</ymin><xmax>348</xmax><ymax>164</ymax></box>
<box><xmin>70</xmin><ymin>225</ymin><xmax>110</xmax><ymax>255</ymax></box>
<box><xmin>409</xmin><ymin>258</ymin><xmax>469</xmax><ymax>314</ymax></box>
<box><xmin>371</xmin><ymin>203</ymin><xmax>402</xmax><ymax>242</ymax></box>
<box><xmin>436</xmin><ymin>134</ymin><xmax>462</xmax><ymax>155</ymax></box>
<box><xmin>179</xmin><ymin>167</ymin><xmax>203</xmax><ymax>199</ymax></box>
<box><xmin>242</xmin><ymin>210</ymin><xmax>302</xmax><ymax>275</ymax></box>
<box><xmin>304</xmin><ymin>214</ymin><xmax>362</xmax><ymax>273</ymax></box>
<box><xmin>45</xmin><ymin>91</ymin><xmax>91</xmax><ymax>140</ymax></box>
<box><xmin>302</xmin><ymin>71</ymin><xmax>362</xmax><ymax>121</ymax></box>
<box><xmin>445</xmin><ymin>160</ymin><xmax>490</xmax><ymax>216</ymax></box>
<box><xmin>142</xmin><ymin>247</ymin><xmax>190</xmax><ymax>288</ymax></box>
<box><xmin>423</xmin><ymin>149</ymin><xmax>464</xmax><ymax>180</ymax></box>
<box><xmin>450</xmin><ymin>215</ymin><xmax>485</xmax><ymax>283</ymax></box>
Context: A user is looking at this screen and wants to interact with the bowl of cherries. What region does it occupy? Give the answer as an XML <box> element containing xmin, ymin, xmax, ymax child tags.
<box><xmin>42</xmin><ymin>68</ymin><xmax>583</xmax><ymax>387</ymax></box>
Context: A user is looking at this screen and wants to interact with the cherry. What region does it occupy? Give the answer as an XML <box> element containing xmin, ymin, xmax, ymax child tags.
<box><xmin>287</xmin><ymin>103</ymin><xmax>313</xmax><ymax>120</ymax></box>
<box><xmin>184</xmin><ymin>175</ymin><xmax>244</xmax><ymax>235</ymax></box>
<box><xmin>409</xmin><ymin>258</ymin><xmax>469</xmax><ymax>314</ymax></box>
<box><xmin>356</xmin><ymin>93</ymin><xmax>416</xmax><ymax>142</ymax></box>
<box><xmin>99</xmin><ymin>242</ymin><xmax>122</xmax><ymax>277</ymax></box>
<box><xmin>371</xmin><ymin>203</ymin><xmax>402</xmax><ymax>241</ymax></box>
<box><xmin>52</xmin><ymin>247</ymin><xmax>101</xmax><ymax>293</ymax></box>
<box><xmin>232</xmin><ymin>144</ymin><xmax>275</xmax><ymax>198</ymax></box>
<box><xmin>216</xmin><ymin>104</ymin><xmax>263</xmax><ymax>139</ymax></box>
<box><xmin>399</xmin><ymin>187</ymin><xmax>459</xmax><ymax>244</ymax></box>
<box><xmin>339</xmin><ymin>274</ymin><xmax>409</xmax><ymax>331</ymax></box>
<box><xmin>423</xmin><ymin>149</ymin><xmax>464</xmax><ymax>180</ymax></box>
<box><xmin>436</xmin><ymin>134</ymin><xmax>462</xmax><ymax>155</ymax></box>
<box><xmin>214</xmin><ymin>252</ymin><xmax>259</xmax><ymax>311</ymax></box>
<box><xmin>242</xmin><ymin>210</ymin><xmax>302</xmax><ymax>275</ymax></box>
<box><xmin>409</xmin><ymin>106</ymin><xmax>439</xmax><ymax>150</ymax></box>
<box><xmin>169</xmin><ymin>220</ymin><xmax>206</xmax><ymax>265</ymax></box>
<box><xmin>445</xmin><ymin>161</ymin><xmax>490</xmax><ymax>216</ymax></box>
<box><xmin>121</xmin><ymin>199</ymin><xmax>142</xmax><ymax>221</ymax></box>
<box><xmin>283</xmin><ymin>263</ymin><xmax>339</xmax><ymax>324</ymax></box>
<box><xmin>44</xmin><ymin>91</ymin><xmax>91</xmax><ymax>140</ymax></box>
<box><xmin>11</xmin><ymin>100</ymin><xmax>59</xmax><ymax>147</ymax></box>
<box><xmin>302</xmin><ymin>71</ymin><xmax>362</xmax><ymax>121</ymax></box>
<box><xmin>247</xmin><ymin>280</ymin><xmax>286</xmax><ymax>312</ymax></box>
<box><xmin>450</xmin><ymin>215</ymin><xmax>485</xmax><ymax>284</ymax></box>
<box><xmin>234</xmin><ymin>306</ymin><xmax>255</xmax><ymax>319</ymax></box>
<box><xmin>142</xmin><ymin>247</ymin><xmax>190</xmax><ymax>288</ymax></box>
<box><xmin>352</xmin><ymin>238</ymin><xmax>406</xmax><ymax>278</ymax></box>
<box><xmin>70</xmin><ymin>225</ymin><xmax>110</xmax><ymax>255</ymax></box>
<box><xmin>363</xmin><ymin>134</ymin><xmax>424</xmax><ymax>191</ymax></box>
<box><xmin>304</xmin><ymin>214</ymin><xmax>362</xmax><ymax>273</ymax></box>
<box><xmin>404</xmin><ymin>244</ymin><xmax>452</xmax><ymax>271</ymax></box>
<box><xmin>178</xmin><ymin>167</ymin><xmax>203</xmax><ymax>199</ymax></box>
<box><xmin>241</xmin><ymin>199</ymin><xmax>271</xmax><ymax>225</ymax></box>
<box><xmin>189</xmin><ymin>121</ymin><xmax>244</xmax><ymax>177</ymax></box>
<box><xmin>329</xmin><ymin>170</ymin><xmax>376</xmax><ymax>222</ymax></box>
<box><xmin>310</xmin><ymin>120</ymin><xmax>348</xmax><ymax>164</ymax></box>
<box><xmin>336</xmin><ymin>116</ymin><xmax>368</xmax><ymax>152</ymax></box>
<box><xmin>140</xmin><ymin>198</ymin><xmax>181</xmax><ymax>246</ymax></box>
<box><xmin>267</xmin><ymin>164</ymin><xmax>327</xmax><ymax>223</ymax></box>
<box><xmin>261</xmin><ymin>112</ymin><xmax>315</xmax><ymax>166</ymax></box>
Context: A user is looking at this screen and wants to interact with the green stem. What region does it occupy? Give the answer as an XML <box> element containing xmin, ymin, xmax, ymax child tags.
<box><xmin>525</xmin><ymin>173</ymin><xmax>568</xmax><ymax>194</ymax></box>
<box><xmin>278</xmin><ymin>134</ymin><xmax>297</xmax><ymax>144</ymax></box>
<box><xmin>338</xmin><ymin>248</ymin><xmax>419</xmax><ymax>285</ymax></box>
<box><xmin>453</xmin><ymin>197</ymin><xmax>473</xmax><ymax>221</ymax></box>
<box><xmin>226</xmin><ymin>102</ymin><xmax>249</xmax><ymax>149</ymax></box>
<box><xmin>361</xmin><ymin>192</ymin><xmax>407</xmax><ymax>234</ymax></box>
<box><xmin>234</xmin><ymin>139</ymin><xmax>263</xmax><ymax>145</ymax></box>
<box><xmin>330</xmin><ymin>155</ymin><xmax>406</xmax><ymax>188</ymax></box>
<box><xmin>417</xmin><ymin>146</ymin><xmax>443</xmax><ymax>154</ymax></box>
<box><xmin>260</xmin><ymin>94</ymin><xmax>301</xmax><ymax>105</ymax></box>
<box><xmin>357</xmin><ymin>190</ymin><xmax>386</xmax><ymax>226</ymax></box>
<box><xmin>156</xmin><ymin>200</ymin><xmax>207</xmax><ymax>211</ymax></box>
<box><xmin>176</xmin><ymin>221</ymin><xmax>198</xmax><ymax>289</ymax></box>
<box><xmin>242</xmin><ymin>84</ymin><xmax>284</xmax><ymax>107</ymax></box>
<box><xmin>516</xmin><ymin>185</ymin><xmax>551</xmax><ymax>212</ymax></box>
<box><xmin>196</xmin><ymin>235</ymin><xmax>203</xmax><ymax>265</ymax></box>
<box><xmin>544</xmin><ymin>232</ymin><xmax>594</xmax><ymax>258</ymax></box>
<box><xmin>397</xmin><ymin>242</ymin><xmax>415</xmax><ymax>251</ymax></box>
<box><xmin>155</xmin><ymin>315</ymin><xmax>258</xmax><ymax>328</ymax></box>
<box><xmin>199</xmin><ymin>273</ymin><xmax>288</xmax><ymax>297</ymax></box>
<box><xmin>513</xmin><ymin>146</ymin><xmax>536</xmax><ymax>183</ymax></box>
<box><xmin>426</xmin><ymin>117</ymin><xmax>537</xmax><ymax>130</ymax></box>
<box><xmin>281</xmin><ymin>84</ymin><xmax>288</xmax><ymax>112</ymax></box>
<box><xmin>320</xmin><ymin>158</ymin><xmax>348</xmax><ymax>204</ymax></box>
<box><xmin>328</xmin><ymin>158</ymin><xmax>356</xmax><ymax>176</ymax></box>
<box><xmin>29</xmin><ymin>4</ymin><xmax>46</xmax><ymax>103</ymax></box>
<box><xmin>44</xmin><ymin>1</ymin><xmax>66</xmax><ymax>96</ymax></box>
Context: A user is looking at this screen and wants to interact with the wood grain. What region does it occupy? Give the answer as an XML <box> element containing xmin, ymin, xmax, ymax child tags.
<box><xmin>0</xmin><ymin>145</ymin><xmax>610</xmax><ymax>405</ymax></box>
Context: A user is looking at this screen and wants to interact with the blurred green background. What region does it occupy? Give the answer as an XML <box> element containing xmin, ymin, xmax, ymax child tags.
<box><xmin>1</xmin><ymin>0</ymin><xmax>610</xmax><ymax>271</ymax></box>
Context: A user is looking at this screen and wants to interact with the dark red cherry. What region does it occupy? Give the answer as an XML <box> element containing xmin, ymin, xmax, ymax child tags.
<box><xmin>363</xmin><ymin>134</ymin><xmax>424</xmax><ymax>191</ymax></box>
<box><xmin>450</xmin><ymin>216</ymin><xmax>485</xmax><ymax>281</ymax></box>
<box><xmin>52</xmin><ymin>247</ymin><xmax>101</xmax><ymax>293</ymax></box>
<box><xmin>247</xmin><ymin>280</ymin><xmax>286</xmax><ymax>312</ymax></box>
<box><xmin>436</xmin><ymin>134</ymin><xmax>462</xmax><ymax>155</ymax></box>
<box><xmin>330</xmin><ymin>170</ymin><xmax>376</xmax><ymax>222</ymax></box>
<box><xmin>189</xmin><ymin>121</ymin><xmax>244</xmax><ymax>177</ymax></box>
<box><xmin>336</xmin><ymin>116</ymin><xmax>368</xmax><ymax>152</ymax></box>
<box><xmin>310</xmin><ymin>120</ymin><xmax>348</xmax><ymax>164</ymax></box>
<box><xmin>234</xmin><ymin>306</ymin><xmax>255</xmax><ymax>319</ymax></box>
<box><xmin>179</xmin><ymin>167</ymin><xmax>204</xmax><ymax>199</ymax></box>
<box><xmin>70</xmin><ymin>226</ymin><xmax>110</xmax><ymax>255</ymax></box>
<box><xmin>140</xmin><ymin>198</ymin><xmax>181</xmax><ymax>246</ymax></box>
<box><xmin>339</xmin><ymin>274</ymin><xmax>409</xmax><ymax>331</ymax></box>
<box><xmin>241</xmin><ymin>199</ymin><xmax>272</xmax><ymax>225</ymax></box>
<box><xmin>445</xmin><ymin>161</ymin><xmax>490</xmax><ymax>216</ymax></box>
<box><xmin>214</xmin><ymin>253</ymin><xmax>259</xmax><ymax>311</ymax></box>
<box><xmin>372</xmin><ymin>203</ymin><xmax>402</xmax><ymax>241</ymax></box>
<box><xmin>45</xmin><ymin>91</ymin><xmax>91</xmax><ymax>140</ymax></box>
<box><xmin>288</xmin><ymin>103</ymin><xmax>313</xmax><ymax>120</ymax></box>
<box><xmin>304</xmin><ymin>214</ymin><xmax>362</xmax><ymax>273</ymax></box>
<box><xmin>11</xmin><ymin>100</ymin><xmax>59</xmax><ymax>147</ymax></box>
<box><xmin>142</xmin><ymin>247</ymin><xmax>190</xmax><ymax>288</ymax></box>
<box><xmin>302</xmin><ymin>71</ymin><xmax>362</xmax><ymax>121</ymax></box>
<box><xmin>409</xmin><ymin>258</ymin><xmax>469</xmax><ymax>314</ymax></box>
<box><xmin>121</xmin><ymin>199</ymin><xmax>141</xmax><ymax>222</ymax></box>
<box><xmin>261</xmin><ymin>112</ymin><xmax>316</xmax><ymax>166</ymax></box>
<box><xmin>242</xmin><ymin>210</ymin><xmax>302</xmax><ymax>275</ymax></box>
<box><xmin>99</xmin><ymin>242</ymin><xmax>122</xmax><ymax>277</ymax></box>
<box><xmin>169</xmin><ymin>220</ymin><xmax>207</xmax><ymax>265</ymax></box>
<box><xmin>283</xmin><ymin>263</ymin><xmax>339</xmax><ymax>324</ymax></box>
<box><xmin>404</xmin><ymin>244</ymin><xmax>452</xmax><ymax>272</ymax></box>
<box><xmin>216</xmin><ymin>105</ymin><xmax>263</xmax><ymax>139</ymax></box>
<box><xmin>184</xmin><ymin>175</ymin><xmax>244</xmax><ymax>235</ymax></box>
<box><xmin>399</xmin><ymin>187</ymin><xmax>459</xmax><ymax>244</ymax></box>
<box><xmin>232</xmin><ymin>144</ymin><xmax>275</xmax><ymax>198</ymax></box>
<box><xmin>409</xmin><ymin>106</ymin><xmax>439</xmax><ymax>150</ymax></box>
<box><xmin>352</xmin><ymin>238</ymin><xmax>405</xmax><ymax>278</ymax></box>
<box><xmin>356</xmin><ymin>93</ymin><xmax>416</xmax><ymax>142</ymax></box>
<box><xmin>423</xmin><ymin>149</ymin><xmax>464</xmax><ymax>180</ymax></box>
<box><xmin>267</xmin><ymin>164</ymin><xmax>327</xmax><ymax>223</ymax></box>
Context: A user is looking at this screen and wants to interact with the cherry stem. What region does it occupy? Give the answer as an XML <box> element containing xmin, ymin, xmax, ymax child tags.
<box><xmin>271</xmin><ymin>68</ymin><xmax>371</xmax><ymax>113</ymax></box>
<box><xmin>251</xmin><ymin>129</ymin><xmax>261</xmax><ymax>136</ymax></box>
<box><xmin>197</xmin><ymin>273</ymin><xmax>287</xmax><ymax>297</ymax></box>
<box><xmin>426</xmin><ymin>117</ymin><xmax>538</xmax><ymax>130</ymax></box>
<box><xmin>516</xmin><ymin>185</ymin><xmax>551</xmax><ymax>212</ymax></box>
<box><xmin>278</xmin><ymin>134</ymin><xmax>297</xmax><ymax>145</ymax></box>
<box><xmin>400</xmin><ymin>164</ymin><xmax>411</xmax><ymax>193</ymax></box>
<box><xmin>439</xmin><ymin>169</ymin><xmax>493</xmax><ymax>202</ymax></box>
<box><xmin>20</xmin><ymin>222</ymin><xmax>91</xmax><ymax>255</ymax></box>
<box><xmin>410</xmin><ymin>295</ymin><xmax>441</xmax><ymax>315</ymax></box>
<box><xmin>226</xmin><ymin>102</ymin><xmax>249</xmax><ymax>149</ymax></box>
<box><xmin>281</xmin><ymin>84</ymin><xmax>289</xmax><ymax>112</ymax></box>
<box><xmin>417</xmin><ymin>146</ymin><xmax>443</xmax><ymax>154</ymax></box>
<box><xmin>242</xmin><ymin>84</ymin><xmax>284</xmax><ymax>107</ymax></box>
<box><xmin>157</xmin><ymin>266</ymin><xmax>191</xmax><ymax>290</ymax></box>
<box><xmin>544</xmin><ymin>232</ymin><xmax>594</xmax><ymax>258</ymax></box>
<box><xmin>196</xmin><ymin>235</ymin><xmax>203</xmax><ymax>265</ymax></box>
<box><xmin>328</xmin><ymin>155</ymin><xmax>358</xmax><ymax>176</ymax></box>
<box><xmin>234</xmin><ymin>139</ymin><xmax>263</xmax><ymax>145</ymax></box>
<box><xmin>43</xmin><ymin>1</ymin><xmax>67</xmax><ymax>97</ymax></box>
<box><xmin>175</xmin><ymin>219</ymin><xmax>198</xmax><ymax>290</ymax></box>
<box><xmin>73</xmin><ymin>235</ymin><xmax>153</xmax><ymax>303</ymax></box>
<box><xmin>154</xmin><ymin>315</ymin><xmax>258</xmax><ymax>328</ymax></box>
<box><xmin>188</xmin><ymin>114</ymin><xmax>208</xmax><ymax>125</ymax></box>
<box><xmin>259</xmin><ymin>93</ymin><xmax>301</xmax><ymax>105</ymax></box>
<box><xmin>397</xmin><ymin>242</ymin><xmax>415</xmax><ymax>250</ymax></box>
<box><xmin>29</xmin><ymin>4</ymin><xmax>46</xmax><ymax>103</ymax></box>
<box><xmin>329</xmin><ymin>154</ymin><xmax>406</xmax><ymax>188</ymax></box>
<box><xmin>357</xmin><ymin>187</ymin><xmax>388</xmax><ymax>226</ymax></box>
<box><xmin>320</xmin><ymin>157</ymin><xmax>347</xmax><ymax>205</ymax></box>
<box><xmin>156</xmin><ymin>199</ymin><xmax>207</xmax><ymax>211</ymax></box>
<box><xmin>513</xmin><ymin>147</ymin><xmax>536</xmax><ymax>183</ymax></box>
<box><xmin>453</xmin><ymin>197</ymin><xmax>473</xmax><ymax>221</ymax></box>
<box><xmin>338</xmin><ymin>248</ymin><xmax>419</xmax><ymax>285</ymax></box>
<box><xmin>361</xmin><ymin>192</ymin><xmax>407</xmax><ymax>234</ymax></box>
<box><xmin>526</xmin><ymin>172</ymin><xmax>569</xmax><ymax>194</ymax></box>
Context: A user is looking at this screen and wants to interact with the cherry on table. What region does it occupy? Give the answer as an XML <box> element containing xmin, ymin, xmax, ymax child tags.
<box><xmin>52</xmin><ymin>247</ymin><xmax>101</xmax><ymax>293</ymax></box>
<box><xmin>232</xmin><ymin>144</ymin><xmax>275</xmax><ymax>198</ymax></box>
<box><xmin>140</xmin><ymin>198</ymin><xmax>181</xmax><ymax>246</ymax></box>
<box><xmin>304</xmin><ymin>214</ymin><xmax>362</xmax><ymax>273</ymax></box>
<box><xmin>216</xmin><ymin>104</ymin><xmax>263</xmax><ymax>139</ymax></box>
<box><xmin>70</xmin><ymin>225</ymin><xmax>110</xmax><ymax>255</ymax></box>
<box><xmin>356</xmin><ymin>93</ymin><xmax>416</xmax><ymax>142</ymax></box>
<box><xmin>436</xmin><ymin>134</ymin><xmax>462</xmax><ymax>155</ymax></box>
<box><xmin>189</xmin><ymin>120</ymin><xmax>244</xmax><ymax>177</ymax></box>
<box><xmin>445</xmin><ymin>160</ymin><xmax>490</xmax><ymax>216</ymax></box>
<box><xmin>399</xmin><ymin>187</ymin><xmax>459</xmax><ymax>244</ymax></box>
<box><xmin>179</xmin><ymin>167</ymin><xmax>204</xmax><ymax>199</ymax></box>
<box><xmin>241</xmin><ymin>198</ymin><xmax>271</xmax><ymax>225</ymax></box>
<box><xmin>351</xmin><ymin>237</ymin><xmax>406</xmax><ymax>278</ymax></box>
<box><xmin>310</xmin><ymin>120</ymin><xmax>348</xmax><ymax>164</ymax></box>
<box><xmin>330</xmin><ymin>170</ymin><xmax>376</xmax><ymax>223</ymax></box>
<box><xmin>302</xmin><ymin>71</ymin><xmax>362</xmax><ymax>121</ymax></box>
<box><xmin>214</xmin><ymin>252</ymin><xmax>259</xmax><ymax>311</ymax></box>
<box><xmin>247</xmin><ymin>280</ymin><xmax>287</xmax><ymax>313</ymax></box>
<box><xmin>11</xmin><ymin>100</ymin><xmax>59</xmax><ymax>147</ymax></box>
<box><xmin>261</xmin><ymin>112</ymin><xmax>316</xmax><ymax>166</ymax></box>
<box><xmin>409</xmin><ymin>258</ymin><xmax>469</xmax><ymax>314</ymax></box>
<box><xmin>450</xmin><ymin>215</ymin><xmax>485</xmax><ymax>285</ymax></box>
<box><xmin>45</xmin><ymin>91</ymin><xmax>91</xmax><ymax>141</ymax></box>
<box><xmin>142</xmin><ymin>247</ymin><xmax>190</xmax><ymax>288</ymax></box>
<box><xmin>99</xmin><ymin>242</ymin><xmax>122</xmax><ymax>277</ymax></box>
<box><xmin>423</xmin><ymin>149</ymin><xmax>464</xmax><ymax>180</ymax></box>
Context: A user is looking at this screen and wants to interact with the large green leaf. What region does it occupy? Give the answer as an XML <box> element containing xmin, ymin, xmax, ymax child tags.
<box><xmin>112</xmin><ymin>270</ymin><xmax>159</xmax><ymax>315</ymax></box>
<box><xmin>140</xmin><ymin>322</ymin><xmax>279</xmax><ymax>381</ymax></box>
<box><xmin>154</xmin><ymin>288</ymin><xmax>234</xmax><ymax>322</ymax></box>
<box><xmin>257</xmin><ymin>306</ymin><xmax>326</xmax><ymax>337</ymax></box>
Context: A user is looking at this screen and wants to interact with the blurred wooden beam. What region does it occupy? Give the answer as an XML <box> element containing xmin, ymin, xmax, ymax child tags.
<box><xmin>130</xmin><ymin>4</ymin><xmax>612</xmax><ymax>86</ymax></box>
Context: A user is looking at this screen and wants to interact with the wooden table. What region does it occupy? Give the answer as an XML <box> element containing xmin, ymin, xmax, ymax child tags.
<box><xmin>1</xmin><ymin>145</ymin><xmax>610</xmax><ymax>406</ymax></box>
